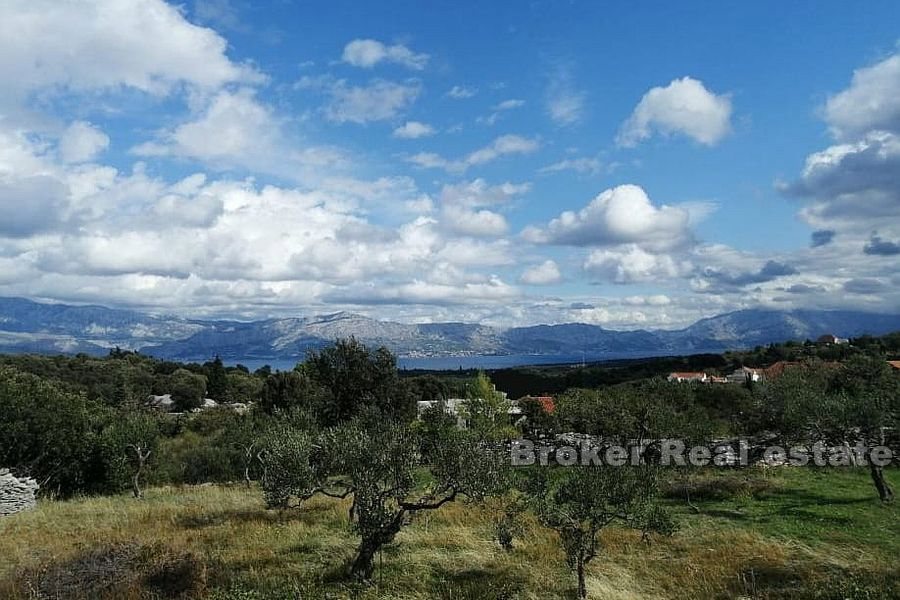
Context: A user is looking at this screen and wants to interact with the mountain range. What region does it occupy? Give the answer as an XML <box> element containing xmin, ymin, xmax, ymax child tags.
<box><xmin>2</xmin><ymin>297</ymin><xmax>900</xmax><ymax>363</ymax></box>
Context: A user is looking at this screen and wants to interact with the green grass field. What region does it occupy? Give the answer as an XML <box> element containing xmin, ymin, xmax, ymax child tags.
<box><xmin>1</xmin><ymin>468</ymin><xmax>897</xmax><ymax>599</ymax></box>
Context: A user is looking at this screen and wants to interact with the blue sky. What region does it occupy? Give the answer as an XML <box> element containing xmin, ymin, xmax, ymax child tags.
<box><xmin>1</xmin><ymin>0</ymin><xmax>899</xmax><ymax>328</ymax></box>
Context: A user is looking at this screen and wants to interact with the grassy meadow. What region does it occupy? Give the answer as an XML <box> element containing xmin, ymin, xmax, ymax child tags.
<box><xmin>1</xmin><ymin>468</ymin><xmax>898</xmax><ymax>600</ymax></box>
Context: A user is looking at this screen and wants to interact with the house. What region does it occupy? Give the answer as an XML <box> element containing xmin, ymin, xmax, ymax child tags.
<box><xmin>416</xmin><ymin>397</ymin><xmax>522</xmax><ymax>429</ymax></box>
<box><xmin>667</xmin><ymin>372</ymin><xmax>708</xmax><ymax>383</ymax></box>
<box><xmin>817</xmin><ymin>334</ymin><xmax>849</xmax><ymax>345</ymax></box>
<box><xmin>519</xmin><ymin>395</ymin><xmax>556</xmax><ymax>413</ymax></box>
<box><xmin>726</xmin><ymin>367</ymin><xmax>764</xmax><ymax>384</ymax></box>
<box><xmin>708</xmin><ymin>376</ymin><xmax>729</xmax><ymax>384</ymax></box>
<box><xmin>888</xmin><ymin>360</ymin><xmax>900</xmax><ymax>371</ymax></box>
<box><xmin>763</xmin><ymin>361</ymin><xmax>801</xmax><ymax>380</ymax></box>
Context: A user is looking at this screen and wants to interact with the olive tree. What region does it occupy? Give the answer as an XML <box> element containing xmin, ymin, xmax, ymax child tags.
<box><xmin>100</xmin><ymin>411</ymin><xmax>160</xmax><ymax>498</ymax></box>
<box><xmin>260</xmin><ymin>418</ymin><xmax>508</xmax><ymax>581</ymax></box>
<box><xmin>523</xmin><ymin>466</ymin><xmax>675</xmax><ymax>600</ymax></box>
<box><xmin>826</xmin><ymin>356</ymin><xmax>898</xmax><ymax>502</ymax></box>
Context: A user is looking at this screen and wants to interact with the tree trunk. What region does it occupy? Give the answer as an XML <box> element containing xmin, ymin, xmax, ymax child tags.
<box><xmin>576</xmin><ymin>555</ymin><xmax>587</xmax><ymax>599</ymax></box>
<box><xmin>869</xmin><ymin>462</ymin><xmax>894</xmax><ymax>503</ymax></box>
<box><xmin>350</xmin><ymin>539</ymin><xmax>379</xmax><ymax>581</ymax></box>
<box><xmin>349</xmin><ymin>511</ymin><xmax>404</xmax><ymax>581</ymax></box>
<box><xmin>131</xmin><ymin>446</ymin><xmax>149</xmax><ymax>499</ymax></box>
<box><xmin>244</xmin><ymin>445</ymin><xmax>254</xmax><ymax>488</ymax></box>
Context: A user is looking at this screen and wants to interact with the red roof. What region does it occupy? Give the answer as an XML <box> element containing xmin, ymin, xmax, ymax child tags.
<box><xmin>520</xmin><ymin>395</ymin><xmax>556</xmax><ymax>413</ymax></box>
<box><xmin>888</xmin><ymin>361</ymin><xmax>900</xmax><ymax>370</ymax></box>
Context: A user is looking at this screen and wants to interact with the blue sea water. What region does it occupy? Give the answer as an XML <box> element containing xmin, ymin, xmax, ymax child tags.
<box><xmin>228</xmin><ymin>350</ymin><xmax>704</xmax><ymax>373</ymax></box>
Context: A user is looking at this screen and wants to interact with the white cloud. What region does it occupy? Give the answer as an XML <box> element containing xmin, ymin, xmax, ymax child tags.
<box><xmin>134</xmin><ymin>88</ymin><xmax>275</xmax><ymax>162</ymax></box>
<box><xmin>408</xmin><ymin>135</ymin><xmax>539</xmax><ymax>173</ymax></box>
<box><xmin>132</xmin><ymin>88</ymin><xmax>346</xmax><ymax>180</ymax></box>
<box><xmin>783</xmin><ymin>50</ymin><xmax>900</xmax><ymax>244</ymax></box>
<box><xmin>447</xmin><ymin>85</ymin><xmax>476</xmax><ymax>99</ymax></box>
<box><xmin>584</xmin><ymin>245</ymin><xmax>687</xmax><ymax>283</ymax></box>
<box><xmin>478</xmin><ymin>99</ymin><xmax>526</xmax><ymax>126</ymax></box>
<box><xmin>495</xmin><ymin>99</ymin><xmax>525</xmax><ymax>111</ymax></box>
<box><xmin>520</xmin><ymin>260</ymin><xmax>562</xmax><ymax>285</ymax></box>
<box><xmin>323</xmin><ymin>79</ymin><xmax>421</xmax><ymax>124</ymax></box>
<box><xmin>539</xmin><ymin>156</ymin><xmax>604</xmax><ymax>176</ymax></box>
<box><xmin>824</xmin><ymin>52</ymin><xmax>900</xmax><ymax>140</ymax></box>
<box><xmin>546</xmin><ymin>68</ymin><xmax>586</xmax><ymax>126</ymax></box>
<box><xmin>617</xmin><ymin>77</ymin><xmax>732</xmax><ymax>147</ymax></box>
<box><xmin>0</xmin><ymin>0</ymin><xmax>260</xmax><ymax>100</ymax></box>
<box><xmin>442</xmin><ymin>206</ymin><xmax>508</xmax><ymax>237</ymax></box>
<box><xmin>58</xmin><ymin>121</ymin><xmax>109</xmax><ymax>164</ymax></box>
<box><xmin>392</xmin><ymin>121</ymin><xmax>436</xmax><ymax>139</ymax></box>
<box><xmin>522</xmin><ymin>184</ymin><xmax>692</xmax><ymax>251</ymax></box>
<box><xmin>341</xmin><ymin>39</ymin><xmax>429</xmax><ymax>70</ymax></box>
<box><xmin>436</xmin><ymin>179</ymin><xmax>530</xmax><ymax>238</ymax></box>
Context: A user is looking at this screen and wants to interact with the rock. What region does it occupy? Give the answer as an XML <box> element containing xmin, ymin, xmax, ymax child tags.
<box><xmin>0</xmin><ymin>468</ymin><xmax>39</xmax><ymax>516</ymax></box>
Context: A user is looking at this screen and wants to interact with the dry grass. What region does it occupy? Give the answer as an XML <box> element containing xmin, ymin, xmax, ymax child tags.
<box><xmin>0</xmin><ymin>471</ymin><xmax>898</xmax><ymax>599</ymax></box>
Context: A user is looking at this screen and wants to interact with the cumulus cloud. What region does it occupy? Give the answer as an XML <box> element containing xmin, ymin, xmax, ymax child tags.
<box><xmin>407</xmin><ymin>135</ymin><xmax>539</xmax><ymax>173</ymax></box>
<box><xmin>58</xmin><ymin>121</ymin><xmax>110</xmax><ymax>164</ymax></box>
<box><xmin>520</xmin><ymin>260</ymin><xmax>562</xmax><ymax>285</ymax></box>
<box><xmin>133</xmin><ymin>88</ymin><xmax>346</xmax><ymax>179</ymax></box>
<box><xmin>436</xmin><ymin>179</ymin><xmax>530</xmax><ymax>237</ymax></box>
<box><xmin>617</xmin><ymin>77</ymin><xmax>732</xmax><ymax>147</ymax></box>
<box><xmin>0</xmin><ymin>0</ymin><xmax>260</xmax><ymax>100</ymax></box>
<box><xmin>392</xmin><ymin>121</ymin><xmax>436</xmax><ymax>139</ymax></box>
<box><xmin>824</xmin><ymin>52</ymin><xmax>900</xmax><ymax>140</ymax></box>
<box><xmin>522</xmin><ymin>184</ymin><xmax>692</xmax><ymax>251</ymax></box>
<box><xmin>341</xmin><ymin>39</ymin><xmax>429</xmax><ymax>70</ymax></box>
<box><xmin>782</xmin><ymin>50</ymin><xmax>900</xmax><ymax>253</ymax></box>
<box><xmin>134</xmin><ymin>89</ymin><xmax>277</xmax><ymax>162</ymax></box>
<box><xmin>584</xmin><ymin>245</ymin><xmax>687</xmax><ymax>283</ymax></box>
<box><xmin>322</xmin><ymin>276</ymin><xmax>519</xmax><ymax>306</ymax></box>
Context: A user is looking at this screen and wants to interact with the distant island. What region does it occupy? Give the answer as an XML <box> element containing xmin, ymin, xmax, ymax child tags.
<box><xmin>2</xmin><ymin>297</ymin><xmax>900</xmax><ymax>367</ymax></box>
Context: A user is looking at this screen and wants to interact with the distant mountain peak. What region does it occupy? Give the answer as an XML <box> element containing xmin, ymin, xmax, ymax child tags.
<box><xmin>1</xmin><ymin>297</ymin><xmax>899</xmax><ymax>362</ymax></box>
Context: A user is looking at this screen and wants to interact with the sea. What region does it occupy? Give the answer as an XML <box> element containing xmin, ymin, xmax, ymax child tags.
<box><xmin>228</xmin><ymin>350</ymin><xmax>704</xmax><ymax>373</ymax></box>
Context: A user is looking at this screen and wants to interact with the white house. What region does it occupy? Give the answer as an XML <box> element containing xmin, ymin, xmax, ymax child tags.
<box><xmin>726</xmin><ymin>367</ymin><xmax>763</xmax><ymax>384</ymax></box>
<box><xmin>667</xmin><ymin>372</ymin><xmax>708</xmax><ymax>383</ymax></box>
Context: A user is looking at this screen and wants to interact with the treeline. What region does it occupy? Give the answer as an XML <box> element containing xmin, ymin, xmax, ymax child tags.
<box><xmin>0</xmin><ymin>339</ymin><xmax>464</xmax><ymax>498</ymax></box>
<box><xmin>485</xmin><ymin>331</ymin><xmax>900</xmax><ymax>398</ymax></box>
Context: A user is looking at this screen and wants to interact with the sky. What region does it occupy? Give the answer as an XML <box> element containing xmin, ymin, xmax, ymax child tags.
<box><xmin>1</xmin><ymin>0</ymin><xmax>899</xmax><ymax>329</ymax></box>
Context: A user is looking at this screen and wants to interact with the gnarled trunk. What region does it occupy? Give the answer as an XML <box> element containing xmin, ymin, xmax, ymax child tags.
<box><xmin>349</xmin><ymin>511</ymin><xmax>405</xmax><ymax>580</ymax></box>
<box><xmin>576</xmin><ymin>554</ymin><xmax>587</xmax><ymax>599</ymax></box>
<box><xmin>129</xmin><ymin>445</ymin><xmax>151</xmax><ymax>499</ymax></box>
<box><xmin>869</xmin><ymin>462</ymin><xmax>894</xmax><ymax>503</ymax></box>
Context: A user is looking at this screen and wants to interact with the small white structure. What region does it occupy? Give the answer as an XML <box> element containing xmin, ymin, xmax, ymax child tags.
<box><xmin>726</xmin><ymin>367</ymin><xmax>763</xmax><ymax>384</ymax></box>
<box><xmin>417</xmin><ymin>397</ymin><xmax>522</xmax><ymax>429</ymax></box>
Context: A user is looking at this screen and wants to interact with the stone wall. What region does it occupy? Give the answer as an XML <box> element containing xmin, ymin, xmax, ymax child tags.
<box><xmin>0</xmin><ymin>468</ymin><xmax>39</xmax><ymax>516</ymax></box>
